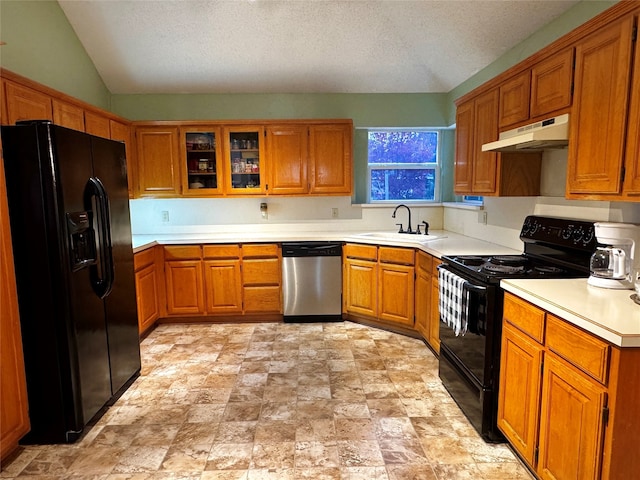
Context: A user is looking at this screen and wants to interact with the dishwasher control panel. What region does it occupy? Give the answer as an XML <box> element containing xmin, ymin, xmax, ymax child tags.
<box><xmin>282</xmin><ymin>242</ymin><xmax>342</xmax><ymax>257</ymax></box>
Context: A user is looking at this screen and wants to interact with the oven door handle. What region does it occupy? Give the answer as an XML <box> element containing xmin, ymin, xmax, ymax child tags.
<box><xmin>438</xmin><ymin>264</ymin><xmax>488</xmax><ymax>293</ymax></box>
<box><xmin>464</xmin><ymin>283</ymin><xmax>486</xmax><ymax>293</ymax></box>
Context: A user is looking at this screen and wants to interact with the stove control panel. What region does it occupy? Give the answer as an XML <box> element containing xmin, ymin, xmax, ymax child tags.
<box><xmin>520</xmin><ymin>216</ymin><xmax>596</xmax><ymax>250</ymax></box>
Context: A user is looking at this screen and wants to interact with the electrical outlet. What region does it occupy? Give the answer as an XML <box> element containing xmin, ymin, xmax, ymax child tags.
<box><xmin>161</xmin><ymin>210</ymin><xmax>170</xmax><ymax>222</ymax></box>
<box><xmin>331</xmin><ymin>208</ymin><xmax>339</xmax><ymax>218</ymax></box>
<box><xmin>478</xmin><ymin>211</ymin><xmax>487</xmax><ymax>225</ymax></box>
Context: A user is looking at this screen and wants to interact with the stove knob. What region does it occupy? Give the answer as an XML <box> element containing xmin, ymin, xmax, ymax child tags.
<box><xmin>561</xmin><ymin>227</ymin><xmax>572</xmax><ymax>240</ymax></box>
<box><xmin>529</xmin><ymin>220</ymin><xmax>540</xmax><ymax>235</ymax></box>
<box><xmin>582</xmin><ymin>228</ymin><xmax>595</xmax><ymax>246</ymax></box>
<box><xmin>572</xmin><ymin>227</ymin><xmax>584</xmax><ymax>244</ymax></box>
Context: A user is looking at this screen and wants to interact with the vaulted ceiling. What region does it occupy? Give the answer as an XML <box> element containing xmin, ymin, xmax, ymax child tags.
<box><xmin>58</xmin><ymin>0</ymin><xmax>580</xmax><ymax>94</ymax></box>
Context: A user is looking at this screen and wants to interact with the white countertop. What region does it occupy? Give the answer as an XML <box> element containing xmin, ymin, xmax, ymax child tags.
<box><xmin>501</xmin><ymin>278</ymin><xmax>640</xmax><ymax>348</ymax></box>
<box><xmin>132</xmin><ymin>229</ymin><xmax>521</xmax><ymax>258</ymax></box>
<box><xmin>132</xmin><ymin>230</ymin><xmax>640</xmax><ymax>348</ymax></box>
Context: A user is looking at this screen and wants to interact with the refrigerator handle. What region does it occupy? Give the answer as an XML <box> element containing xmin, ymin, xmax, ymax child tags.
<box><xmin>84</xmin><ymin>177</ymin><xmax>114</xmax><ymax>298</ymax></box>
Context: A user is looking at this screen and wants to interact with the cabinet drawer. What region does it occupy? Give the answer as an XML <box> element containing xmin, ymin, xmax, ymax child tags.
<box><xmin>503</xmin><ymin>292</ymin><xmax>545</xmax><ymax>343</ymax></box>
<box><xmin>344</xmin><ymin>243</ymin><xmax>377</xmax><ymax>261</ymax></box>
<box><xmin>546</xmin><ymin>314</ymin><xmax>610</xmax><ymax>385</ymax></box>
<box><xmin>243</xmin><ymin>258</ymin><xmax>280</xmax><ymax>285</ymax></box>
<box><xmin>243</xmin><ymin>285</ymin><xmax>282</xmax><ymax>313</ymax></box>
<box><xmin>164</xmin><ymin>245</ymin><xmax>202</xmax><ymax>260</ymax></box>
<box><xmin>203</xmin><ymin>244</ymin><xmax>241</xmax><ymax>259</ymax></box>
<box><xmin>242</xmin><ymin>243</ymin><xmax>279</xmax><ymax>258</ymax></box>
<box><xmin>134</xmin><ymin>247</ymin><xmax>155</xmax><ymax>271</ymax></box>
<box><xmin>379</xmin><ymin>246</ymin><xmax>415</xmax><ymax>266</ymax></box>
<box><xmin>416</xmin><ymin>251</ymin><xmax>432</xmax><ymax>275</ymax></box>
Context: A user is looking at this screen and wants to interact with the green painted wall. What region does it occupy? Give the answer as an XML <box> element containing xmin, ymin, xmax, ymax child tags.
<box><xmin>0</xmin><ymin>0</ymin><xmax>110</xmax><ymax>109</ymax></box>
<box><xmin>110</xmin><ymin>92</ymin><xmax>449</xmax><ymax>127</ymax></box>
<box><xmin>446</xmin><ymin>0</ymin><xmax>617</xmax><ymax>122</ymax></box>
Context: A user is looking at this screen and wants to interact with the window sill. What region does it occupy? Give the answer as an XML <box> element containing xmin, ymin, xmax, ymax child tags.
<box><xmin>356</xmin><ymin>203</ymin><xmax>444</xmax><ymax>208</ymax></box>
<box><xmin>442</xmin><ymin>202</ymin><xmax>484</xmax><ymax>211</ymax></box>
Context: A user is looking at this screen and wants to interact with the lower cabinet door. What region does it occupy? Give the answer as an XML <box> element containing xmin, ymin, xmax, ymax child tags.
<box><xmin>497</xmin><ymin>323</ymin><xmax>544</xmax><ymax>466</ymax></box>
<box><xmin>165</xmin><ymin>260</ymin><xmax>205</xmax><ymax>315</ymax></box>
<box><xmin>537</xmin><ymin>353</ymin><xmax>607</xmax><ymax>480</ymax></box>
<box><xmin>135</xmin><ymin>263</ymin><xmax>160</xmax><ymax>333</ymax></box>
<box><xmin>414</xmin><ymin>270</ymin><xmax>430</xmax><ymax>338</ymax></box>
<box><xmin>378</xmin><ymin>263</ymin><xmax>414</xmax><ymax>327</ymax></box>
<box><xmin>344</xmin><ymin>258</ymin><xmax>377</xmax><ymax>317</ymax></box>
<box><xmin>204</xmin><ymin>260</ymin><xmax>243</xmax><ymax>314</ymax></box>
<box><xmin>429</xmin><ymin>274</ymin><xmax>440</xmax><ymax>353</ymax></box>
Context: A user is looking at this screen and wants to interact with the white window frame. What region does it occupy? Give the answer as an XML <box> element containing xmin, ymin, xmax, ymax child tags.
<box><xmin>366</xmin><ymin>128</ymin><xmax>440</xmax><ymax>204</ymax></box>
<box><xmin>462</xmin><ymin>195</ymin><xmax>484</xmax><ymax>205</ymax></box>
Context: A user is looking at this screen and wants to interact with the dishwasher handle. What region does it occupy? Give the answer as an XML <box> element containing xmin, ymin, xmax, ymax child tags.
<box><xmin>282</xmin><ymin>242</ymin><xmax>342</xmax><ymax>257</ymax></box>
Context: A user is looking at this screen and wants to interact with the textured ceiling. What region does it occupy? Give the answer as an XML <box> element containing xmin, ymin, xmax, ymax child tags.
<box><xmin>58</xmin><ymin>0</ymin><xmax>580</xmax><ymax>94</ymax></box>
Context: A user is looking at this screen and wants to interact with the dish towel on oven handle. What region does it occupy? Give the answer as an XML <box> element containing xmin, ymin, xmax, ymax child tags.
<box><xmin>438</xmin><ymin>268</ymin><xmax>469</xmax><ymax>336</ymax></box>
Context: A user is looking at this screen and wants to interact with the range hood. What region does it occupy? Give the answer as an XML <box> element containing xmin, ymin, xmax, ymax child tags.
<box><xmin>481</xmin><ymin>113</ymin><xmax>569</xmax><ymax>152</ymax></box>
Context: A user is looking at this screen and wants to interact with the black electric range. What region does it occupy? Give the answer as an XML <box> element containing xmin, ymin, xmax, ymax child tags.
<box><xmin>437</xmin><ymin>215</ymin><xmax>597</xmax><ymax>442</ymax></box>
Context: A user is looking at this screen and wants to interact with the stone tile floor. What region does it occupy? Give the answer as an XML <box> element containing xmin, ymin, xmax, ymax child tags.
<box><xmin>1</xmin><ymin>321</ymin><xmax>534</xmax><ymax>479</ymax></box>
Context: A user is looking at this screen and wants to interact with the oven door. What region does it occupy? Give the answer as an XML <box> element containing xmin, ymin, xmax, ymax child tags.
<box><xmin>437</xmin><ymin>263</ymin><xmax>503</xmax><ymax>442</ymax></box>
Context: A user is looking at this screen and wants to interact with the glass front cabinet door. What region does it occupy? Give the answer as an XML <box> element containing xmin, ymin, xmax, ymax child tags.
<box><xmin>224</xmin><ymin>126</ymin><xmax>266</xmax><ymax>194</ymax></box>
<box><xmin>180</xmin><ymin>127</ymin><xmax>224</xmax><ymax>195</ymax></box>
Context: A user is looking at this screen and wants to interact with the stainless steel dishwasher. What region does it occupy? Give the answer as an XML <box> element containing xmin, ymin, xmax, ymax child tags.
<box><xmin>281</xmin><ymin>242</ymin><xmax>343</xmax><ymax>322</ymax></box>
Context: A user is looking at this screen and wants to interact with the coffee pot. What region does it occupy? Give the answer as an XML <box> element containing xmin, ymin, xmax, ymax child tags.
<box><xmin>588</xmin><ymin>222</ymin><xmax>640</xmax><ymax>289</ymax></box>
<box><xmin>590</xmin><ymin>247</ymin><xmax>628</xmax><ymax>280</ymax></box>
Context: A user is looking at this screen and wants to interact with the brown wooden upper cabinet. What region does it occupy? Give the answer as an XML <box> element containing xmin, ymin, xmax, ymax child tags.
<box><xmin>566</xmin><ymin>14</ymin><xmax>637</xmax><ymax>200</ymax></box>
<box><xmin>308</xmin><ymin>123</ymin><xmax>352</xmax><ymax>195</ymax></box>
<box><xmin>134</xmin><ymin>125</ymin><xmax>181</xmax><ymax>197</ymax></box>
<box><xmin>498</xmin><ymin>71</ymin><xmax>531</xmax><ymax>129</ymax></box>
<box><xmin>530</xmin><ymin>49</ymin><xmax>574</xmax><ymax>119</ymax></box>
<box><xmin>84</xmin><ymin>110</ymin><xmax>111</xmax><ymax>138</ymax></box>
<box><xmin>267</xmin><ymin>121</ymin><xmax>352</xmax><ymax>196</ymax></box>
<box><xmin>179</xmin><ymin>126</ymin><xmax>224</xmax><ymax>196</ymax></box>
<box><xmin>52</xmin><ymin>99</ymin><xmax>85</xmax><ymax>131</ymax></box>
<box><xmin>499</xmin><ymin>49</ymin><xmax>574</xmax><ymax>130</ymax></box>
<box><xmin>3</xmin><ymin>80</ymin><xmax>52</xmax><ymax>125</ymax></box>
<box><xmin>454</xmin><ymin>99</ymin><xmax>475</xmax><ymax>194</ymax></box>
<box><xmin>455</xmin><ymin>88</ymin><xmax>501</xmax><ymax>194</ymax></box>
<box><xmin>132</xmin><ymin>120</ymin><xmax>352</xmax><ymax>198</ymax></box>
<box><xmin>455</xmin><ymin>88</ymin><xmax>541</xmax><ymax>197</ymax></box>
<box><xmin>2</xmin><ymin>74</ymin><xmax>135</xmax><ymax>199</ymax></box>
<box><xmin>624</xmin><ymin>15</ymin><xmax>640</xmax><ymax>197</ymax></box>
<box><xmin>469</xmin><ymin>89</ymin><xmax>500</xmax><ymax>194</ymax></box>
<box><xmin>223</xmin><ymin>125</ymin><xmax>267</xmax><ymax>195</ymax></box>
<box><xmin>267</xmin><ymin>124</ymin><xmax>309</xmax><ymax>195</ymax></box>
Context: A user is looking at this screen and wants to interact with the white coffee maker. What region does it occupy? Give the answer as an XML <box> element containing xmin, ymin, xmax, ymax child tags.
<box><xmin>588</xmin><ymin>222</ymin><xmax>640</xmax><ymax>289</ymax></box>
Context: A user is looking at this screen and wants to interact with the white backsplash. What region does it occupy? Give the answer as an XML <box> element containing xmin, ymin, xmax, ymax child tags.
<box><xmin>443</xmin><ymin>197</ymin><xmax>640</xmax><ymax>251</ymax></box>
<box><xmin>129</xmin><ymin>196</ymin><xmax>444</xmax><ymax>235</ymax></box>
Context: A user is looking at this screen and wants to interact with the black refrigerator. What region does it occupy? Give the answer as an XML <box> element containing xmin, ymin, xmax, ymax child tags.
<box><xmin>1</xmin><ymin>121</ymin><xmax>141</xmax><ymax>444</ymax></box>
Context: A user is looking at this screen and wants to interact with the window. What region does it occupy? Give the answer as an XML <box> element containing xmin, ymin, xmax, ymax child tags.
<box><xmin>463</xmin><ymin>195</ymin><xmax>484</xmax><ymax>205</ymax></box>
<box><xmin>367</xmin><ymin>130</ymin><xmax>439</xmax><ymax>202</ymax></box>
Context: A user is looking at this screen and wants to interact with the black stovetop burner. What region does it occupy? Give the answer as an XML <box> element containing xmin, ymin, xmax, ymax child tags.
<box><xmin>443</xmin><ymin>254</ymin><xmax>580</xmax><ymax>283</ymax></box>
<box><xmin>442</xmin><ymin>216</ymin><xmax>597</xmax><ymax>284</ymax></box>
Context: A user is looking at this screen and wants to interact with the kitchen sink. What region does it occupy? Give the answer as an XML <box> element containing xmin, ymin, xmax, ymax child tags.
<box><xmin>354</xmin><ymin>231</ymin><xmax>444</xmax><ymax>243</ymax></box>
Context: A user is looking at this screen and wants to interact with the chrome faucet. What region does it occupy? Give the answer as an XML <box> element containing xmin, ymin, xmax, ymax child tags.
<box><xmin>392</xmin><ymin>204</ymin><xmax>413</xmax><ymax>234</ymax></box>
